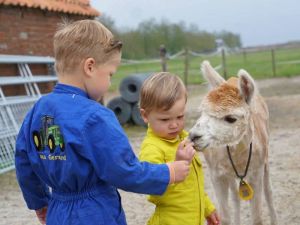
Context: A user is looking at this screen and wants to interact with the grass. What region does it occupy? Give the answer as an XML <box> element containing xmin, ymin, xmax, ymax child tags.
<box><xmin>110</xmin><ymin>47</ymin><xmax>300</xmax><ymax>92</ymax></box>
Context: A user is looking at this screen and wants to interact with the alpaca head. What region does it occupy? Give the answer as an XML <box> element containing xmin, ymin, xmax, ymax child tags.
<box><xmin>189</xmin><ymin>61</ymin><xmax>257</xmax><ymax>151</ymax></box>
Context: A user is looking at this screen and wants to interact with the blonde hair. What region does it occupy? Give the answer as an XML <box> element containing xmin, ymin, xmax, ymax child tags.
<box><xmin>54</xmin><ymin>19</ymin><xmax>122</xmax><ymax>74</ymax></box>
<box><xmin>140</xmin><ymin>72</ymin><xmax>187</xmax><ymax>112</ymax></box>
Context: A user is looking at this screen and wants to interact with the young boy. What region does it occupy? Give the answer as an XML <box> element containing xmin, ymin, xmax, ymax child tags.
<box><xmin>139</xmin><ymin>72</ymin><xmax>220</xmax><ymax>225</ymax></box>
<box><xmin>14</xmin><ymin>20</ymin><xmax>194</xmax><ymax>225</ymax></box>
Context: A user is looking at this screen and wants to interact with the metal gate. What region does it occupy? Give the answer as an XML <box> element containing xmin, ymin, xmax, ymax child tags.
<box><xmin>0</xmin><ymin>55</ymin><xmax>57</xmax><ymax>173</ymax></box>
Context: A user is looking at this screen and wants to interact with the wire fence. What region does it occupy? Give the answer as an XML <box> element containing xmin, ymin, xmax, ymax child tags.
<box><xmin>110</xmin><ymin>46</ymin><xmax>300</xmax><ymax>90</ymax></box>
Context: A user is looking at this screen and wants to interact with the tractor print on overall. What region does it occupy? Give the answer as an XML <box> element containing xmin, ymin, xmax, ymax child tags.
<box><xmin>32</xmin><ymin>116</ymin><xmax>65</xmax><ymax>153</ymax></box>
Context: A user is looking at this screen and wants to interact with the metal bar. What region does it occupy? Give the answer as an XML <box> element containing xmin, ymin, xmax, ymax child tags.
<box><xmin>0</xmin><ymin>165</ymin><xmax>15</xmax><ymax>174</ymax></box>
<box><xmin>18</xmin><ymin>64</ymin><xmax>32</xmax><ymax>96</ymax></box>
<box><xmin>0</xmin><ymin>87</ymin><xmax>6</xmax><ymax>102</ymax></box>
<box><xmin>0</xmin><ymin>96</ymin><xmax>39</xmax><ymax>106</ymax></box>
<box><xmin>5</xmin><ymin>106</ymin><xmax>20</xmax><ymax>132</ymax></box>
<box><xmin>0</xmin><ymin>54</ymin><xmax>55</xmax><ymax>64</ymax></box>
<box><xmin>0</xmin><ymin>76</ymin><xmax>58</xmax><ymax>85</ymax></box>
<box><xmin>24</xmin><ymin>63</ymin><xmax>41</xmax><ymax>96</ymax></box>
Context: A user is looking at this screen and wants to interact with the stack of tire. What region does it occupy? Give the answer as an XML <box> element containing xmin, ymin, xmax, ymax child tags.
<box><xmin>107</xmin><ymin>73</ymin><xmax>152</xmax><ymax>126</ymax></box>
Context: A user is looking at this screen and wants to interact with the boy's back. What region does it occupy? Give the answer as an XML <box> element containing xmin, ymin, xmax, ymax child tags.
<box><xmin>20</xmin><ymin>84</ymin><xmax>108</xmax><ymax>190</ymax></box>
<box><xmin>16</xmin><ymin>84</ymin><xmax>128</xmax><ymax>224</ymax></box>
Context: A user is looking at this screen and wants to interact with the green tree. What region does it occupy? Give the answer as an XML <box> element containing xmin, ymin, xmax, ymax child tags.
<box><xmin>95</xmin><ymin>16</ymin><xmax>242</xmax><ymax>59</ymax></box>
<box><xmin>217</xmin><ymin>31</ymin><xmax>242</xmax><ymax>48</ymax></box>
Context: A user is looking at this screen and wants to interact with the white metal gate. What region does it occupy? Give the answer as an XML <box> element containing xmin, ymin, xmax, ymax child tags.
<box><xmin>0</xmin><ymin>55</ymin><xmax>57</xmax><ymax>173</ymax></box>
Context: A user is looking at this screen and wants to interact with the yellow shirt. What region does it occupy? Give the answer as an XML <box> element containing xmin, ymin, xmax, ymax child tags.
<box><xmin>139</xmin><ymin>128</ymin><xmax>215</xmax><ymax>225</ymax></box>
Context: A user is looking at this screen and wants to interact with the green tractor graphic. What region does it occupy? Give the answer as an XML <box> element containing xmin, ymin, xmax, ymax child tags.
<box><xmin>32</xmin><ymin>116</ymin><xmax>65</xmax><ymax>153</ymax></box>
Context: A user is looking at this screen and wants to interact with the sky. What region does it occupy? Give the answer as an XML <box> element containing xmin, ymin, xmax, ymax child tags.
<box><xmin>90</xmin><ymin>0</ymin><xmax>300</xmax><ymax>47</ymax></box>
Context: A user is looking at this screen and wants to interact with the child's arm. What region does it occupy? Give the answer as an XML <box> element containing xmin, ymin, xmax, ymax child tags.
<box><xmin>82</xmin><ymin>110</ymin><xmax>189</xmax><ymax>194</ymax></box>
<box><xmin>204</xmin><ymin>192</ymin><xmax>219</xmax><ymax>224</ymax></box>
<box><xmin>139</xmin><ymin>142</ymin><xmax>193</xmax><ymax>184</ymax></box>
<box><xmin>206</xmin><ymin>210</ymin><xmax>220</xmax><ymax>225</ymax></box>
<box><xmin>15</xmin><ymin>123</ymin><xmax>50</xmax><ymax>211</ymax></box>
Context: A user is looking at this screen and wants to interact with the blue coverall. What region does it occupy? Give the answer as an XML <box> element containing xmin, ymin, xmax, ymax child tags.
<box><xmin>15</xmin><ymin>83</ymin><xmax>170</xmax><ymax>225</ymax></box>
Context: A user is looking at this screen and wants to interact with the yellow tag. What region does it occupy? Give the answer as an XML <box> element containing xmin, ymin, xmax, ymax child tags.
<box><xmin>239</xmin><ymin>180</ymin><xmax>254</xmax><ymax>201</ymax></box>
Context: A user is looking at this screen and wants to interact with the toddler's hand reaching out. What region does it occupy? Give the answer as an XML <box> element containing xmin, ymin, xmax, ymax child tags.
<box><xmin>176</xmin><ymin>139</ymin><xmax>195</xmax><ymax>163</ymax></box>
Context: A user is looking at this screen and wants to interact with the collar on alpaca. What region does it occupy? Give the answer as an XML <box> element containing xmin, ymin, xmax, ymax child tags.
<box><xmin>226</xmin><ymin>142</ymin><xmax>252</xmax><ymax>181</ymax></box>
<box><xmin>227</xmin><ymin>143</ymin><xmax>254</xmax><ymax>201</ymax></box>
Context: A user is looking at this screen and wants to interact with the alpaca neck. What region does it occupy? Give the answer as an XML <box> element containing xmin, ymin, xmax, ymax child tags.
<box><xmin>236</xmin><ymin>119</ymin><xmax>254</xmax><ymax>150</ymax></box>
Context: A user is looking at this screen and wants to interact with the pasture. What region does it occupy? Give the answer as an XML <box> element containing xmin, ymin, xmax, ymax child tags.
<box><xmin>110</xmin><ymin>47</ymin><xmax>300</xmax><ymax>91</ymax></box>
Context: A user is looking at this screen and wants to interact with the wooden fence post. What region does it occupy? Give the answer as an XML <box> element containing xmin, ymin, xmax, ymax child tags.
<box><xmin>271</xmin><ymin>49</ymin><xmax>276</xmax><ymax>76</ymax></box>
<box><xmin>160</xmin><ymin>44</ymin><xmax>167</xmax><ymax>72</ymax></box>
<box><xmin>221</xmin><ymin>48</ymin><xmax>227</xmax><ymax>79</ymax></box>
<box><xmin>184</xmin><ymin>48</ymin><xmax>189</xmax><ymax>86</ymax></box>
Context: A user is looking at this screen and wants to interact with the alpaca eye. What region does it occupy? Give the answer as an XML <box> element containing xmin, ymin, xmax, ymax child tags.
<box><xmin>224</xmin><ymin>116</ymin><xmax>237</xmax><ymax>123</ymax></box>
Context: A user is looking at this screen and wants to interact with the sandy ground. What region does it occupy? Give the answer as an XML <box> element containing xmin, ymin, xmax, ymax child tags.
<box><xmin>1</xmin><ymin>76</ymin><xmax>300</xmax><ymax>225</ymax></box>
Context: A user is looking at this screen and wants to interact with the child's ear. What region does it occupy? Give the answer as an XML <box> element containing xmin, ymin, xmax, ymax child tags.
<box><xmin>140</xmin><ymin>108</ymin><xmax>149</xmax><ymax>123</ymax></box>
<box><xmin>83</xmin><ymin>58</ymin><xmax>96</xmax><ymax>77</ymax></box>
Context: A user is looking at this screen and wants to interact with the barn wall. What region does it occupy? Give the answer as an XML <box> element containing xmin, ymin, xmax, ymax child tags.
<box><xmin>0</xmin><ymin>5</ymin><xmax>91</xmax><ymax>56</ymax></box>
<box><xmin>0</xmin><ymin>6</ymin><xmax>94</xmax><ymax>94</ymax></box>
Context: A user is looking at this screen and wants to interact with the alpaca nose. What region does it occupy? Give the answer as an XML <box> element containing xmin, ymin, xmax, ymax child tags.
<box><xmin>188</xmin><ymin>133</ymin><xmax>202</xmax><ymax>143</ymax></box>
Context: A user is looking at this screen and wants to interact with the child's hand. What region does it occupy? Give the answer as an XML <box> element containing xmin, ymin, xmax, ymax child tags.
<box><xmin>35</xmin><ymin>206</ymin><xmax>47</xmax><ymax>224</ymax></box>
<box><xmin>206</xmin><ymin>210</ymin><xmax>220</xmax><ymax>225</ymax></box>
<box><xmin>168</xmin><ymin>160</ymin><xmax>190</xmax><ymax>183</ymax></box>
<box><xmin>176</xmin><ymin>139</ymin><xmax>195</xmax><ymax>163</ymax></box>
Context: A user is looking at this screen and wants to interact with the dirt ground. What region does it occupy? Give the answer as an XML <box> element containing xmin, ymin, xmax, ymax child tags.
<box><xmin>1</xmin><ymin>76</ymin><xmax>300</xmax><ymax>225</ymax></box>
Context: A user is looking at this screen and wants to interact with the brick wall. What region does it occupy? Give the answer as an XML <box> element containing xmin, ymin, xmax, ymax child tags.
<box><xmin>0</xmin><ymin>6</ymin><xmax>93</xmax><ymax>94</ymax></box>
<box><xmin>0</xmin><ymin>5</ymin><xmax>91</xmax><ymax>56</ymax></box>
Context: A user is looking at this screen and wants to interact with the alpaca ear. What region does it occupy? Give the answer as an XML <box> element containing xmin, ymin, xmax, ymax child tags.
<box><xmin>238</xmin><ymin>69</ymin><xmax>256</xmax><ymax>104</ymax></box>
<box><xmin>201</xmin><ymin>60</ymin><xmax>225</xmax><ymax>89</ymax></box>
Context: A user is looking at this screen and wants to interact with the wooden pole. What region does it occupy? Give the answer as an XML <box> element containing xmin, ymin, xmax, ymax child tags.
<box><xmin>221</xmin><ymin>48</ymin><xmax>227</xmax><ymax>79</ymax></box>
<box><xmin>184</xmin><ymin>48</ymin><xmax>189</xmax><ymax>86</ymax></box>
<box><xmin>271</xmin><ymin>49</ymin><xmax>276</xmax><ymax>77</ymax></box>
<box><xmin>161</xmin><ymin>57</ymin><xmax>167</xmax><ymax>72</ymax></box>
<box><xmin>160</xmin><ymin>45</ymin><xmax>167</xmax><ymax>72</ymax></box>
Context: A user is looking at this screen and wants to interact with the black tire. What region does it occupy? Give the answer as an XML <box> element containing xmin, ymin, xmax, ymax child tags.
<box><xmin>32</xmin><ymin>131</ymin><xmax>42</xmax><ymax>151</ymax></box>
<box><xmin>48</xmin><ymin>134</ymin><xmax>56</xmax><ymax>153</ymax></box>
<box><xmin>106</xmin><ymin>97</ymin><xmax>132</xmax><ymax>125</ymax></box>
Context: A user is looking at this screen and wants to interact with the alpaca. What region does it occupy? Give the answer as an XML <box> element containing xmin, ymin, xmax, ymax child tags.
<box><xmin>189</xmin><ymin>61</ymin><xmax>278</xmax><ymax>225</ymax></box>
